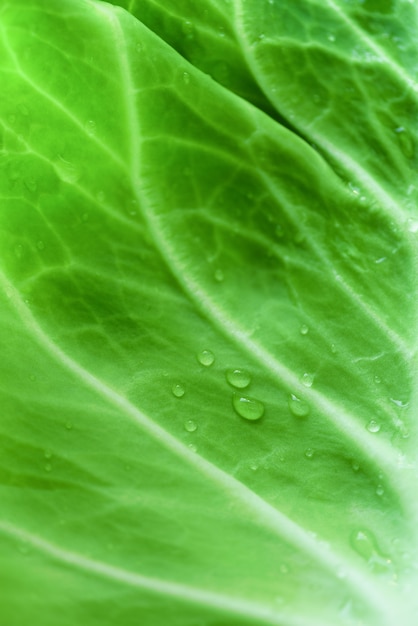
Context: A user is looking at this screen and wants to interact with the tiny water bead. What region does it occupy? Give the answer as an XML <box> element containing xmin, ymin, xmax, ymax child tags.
<box><xmin>226</xmin><ymin>368</ymin><xmax>251</xmax><ymax>389</ymax></box>
<box><xmin>288</xmin><ymin>394</ymin><xmax>310</xmax><ymax>418</ymax></box>
<box><xmin>301</xmin><ymin>372</ymin><xmax>314</xmax><ymax>388</ymax></box>
<box><xmin>197</xmin><ymin>349</ymin><xmax>215</xmax><ymax>367</ymax></box>
<box><xmin>366</xmin><ymin>419</ymin><xmax>381</xmax><ymax>433</ymax></box>
<box><xmin>188</xmin><ymin>443</ymin><xmax>198</xmax><ymax>453</ymax></box>
<box><xmin>300</xmin><ymin>324</ymin><xmax>309</xmax><ymax>336</ymax></box>
<box><xmin>232</xmin><ymin>393</ymin><xmax>264</xmax><ymax>421</ymax></box>
<box><xmin>171</xmin><ymin>383</ymin><xmax>185</xmax><ymax>398</ymax></box>
<box><xmin>184</xmin><ymin>419</ymin><xmax>197</xmax><ymax>433</ymax></box>
<box><xmin>304</xmin><ymin>448</ymin><xmax>315</xmax><ymax>459</ymax></box>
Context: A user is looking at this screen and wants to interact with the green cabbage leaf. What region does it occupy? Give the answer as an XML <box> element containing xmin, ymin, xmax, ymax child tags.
<box><xmin>1</xmin><ymin>0</ymin><xmax>417</xmax><ymax>624</ymax></box>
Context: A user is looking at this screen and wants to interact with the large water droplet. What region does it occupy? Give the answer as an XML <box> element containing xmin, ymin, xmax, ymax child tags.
<box><xmin>226</xmin><ymin>368</ymin><xmax>251</xmax><ymax>389</ymax></box>
<box><xmin>184</xmin><ymin>419</ymin><xmax>197</xmax><ymax>433</ymax></box>
<box><xmin>288</xmin><ymin>394</ymin><xmax>310</xmax><ymax>417</ymax></box>
<box><xmin>197</xmin><ymin>349</ymin><xmax>215</xmax><ymax>367</ymax></box>
<box><xmin>172</xmin><ymin>383</ymin><xmax>185</xmax><ymax>398</ymax></box>
<box><xmin>232</xmin><ymin>393</ymin><xmax>264</xmax><ymax>421</ymax></box>
<box><xmin>55</xmin><ymin>156</ymin><xmax>81</xmax><ymax>184</ymax></box>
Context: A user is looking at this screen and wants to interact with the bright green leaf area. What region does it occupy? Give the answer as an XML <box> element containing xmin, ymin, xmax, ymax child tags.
<box><xmin>0</xmin><ymin>0</ymin><xmax>417</xmax><ymax>624</ymax></box>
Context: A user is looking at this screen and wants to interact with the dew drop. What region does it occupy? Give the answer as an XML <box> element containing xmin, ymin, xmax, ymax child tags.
<box><xmin>172</xmin><ymin>383</ymin><xmax>185</xmax><ymax>398</ymax></box>
<box><xmin>352</xmin><ymin>461</ymin><xmax>360</xmax><ymax>472</ymax></box>
<box><xmin>37</xmin><ymin>240</ymin><xmax>45</xmax><ymax>251</ymax></box>
<box><xmin>304</xmin><ymin>448</ymin><xmax>314</xmax><ymax>459</ymax></box>
<box><xmin>249</xmin><ymin>461</ymin><xmax>259</xmax><ymax>471</ymax></box>
<box><xmin>301</xmin><ymin>372</ymin><xmax>314</xmax><ymax>387</ymax></box>
<box><xmin>374</xmin><ymin>375</ymin><xmax>381</xmax><ymax>384</ymax></box>
<box><xmin>376</xmin><ymin>484</ymin><xmax>384</xmax><ymax>497</ymax></box>
<box><xmin>288</xmin><ymin>394</ymin><xmax>310</xmax><ymax>417</ymax></box>
<box><xmin>65</xmin><ymin>421</ymin><xmax>73</xmax><ymax>431</ymax></box>
<box><xmin>44</xmin><ymin>463</ymin><xmax>52</xmax><ymax>472</ymax></box>
<box><xmin>188</xmin><ymin>443</ymin><xmax>198</xmax><ymax>452</ymax></box>
<box><xmin>366</xmin><ymin>419</ymin><xmax>381</xmax><ymax>433</ymax></box>
<box><xmin>226</xmin><ymin>368</ymin><xmax>251</xmax><ymax>389</ymax></box>
<box><xmin>44</xmin><ymin>449</ymin><xmax>53</xmax><ymax>460</ymax></box>
<box><xmin>85</xmin><ymin>120</ymin><xmax>96</xmax><ymax>136</ymax></box>
<box><xmin>300</xmin><ymin>324</ymin><xmax>309</xmax><ymax>335</ymax></box>
<box><xmin>197</xmin><ymin>349</ymin><xmax>215</xmax><ymax>367</ymax></box>
<box><xmin>328</xmin><ymin>33</ymin><xmax>336</xmax><ymax>42</ymax></box>
<box><xmin>182</xmin><ymin>20</ymin><xmax>193</xmax><ymax>36</ymax></box>
<box><xmin>55</xmin><ymin>156</ymin><xmax>81</xmax><ymax>184</ymax></box>
<box><xmin>232</xmin><ymin>393</ymin><xmax>264</xmax><ymax>421</ymax></box>
<box><xmin>184</xmin><ymin>419</ymin><xmax>197</xmax><ymax>433</ymax></box>
<box><xmin>350</xmin><ymin>529</ymin><xmax>393</xmax><ymax>574</ymax></box>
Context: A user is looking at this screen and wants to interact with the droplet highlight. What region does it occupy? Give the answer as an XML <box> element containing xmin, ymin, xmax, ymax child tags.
<box><xmin>226</xmin><ymin>368</ymin><xmax>251</xmax><ymax>389</ymax></box>
<box><xmin>197</xmin><ymin>349</ymin><xmax>215</xmax><ymax>367</ymax></box>
<box><xmin>288</xmin><ymin>394</ymin><xmax>310</xmax><ymax>418</ymax></box>
<box><xmin>184</xmin><ymin>419</ymin><xmax>197</xmax><ymax>433</ymax></box>
<box><xmin>172</xmin><ymin>383</ymin><xmax>185</xmax><ymax>398</ymax></box>
<box><xmin>232</xmin><ymin>393</ymin><xmax>264</xmax><ymax>421</ymax></box>
<box><xmin>366</xmin><ymin>419</ymin><xmax>381</xmax><ymax>433</ymax></box>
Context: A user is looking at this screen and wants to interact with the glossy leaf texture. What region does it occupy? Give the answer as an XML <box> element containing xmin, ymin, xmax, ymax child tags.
<box><xmin>0</xmin><ymin>1</ymin><xmax>417</xmax><ymax>625</ymax></box>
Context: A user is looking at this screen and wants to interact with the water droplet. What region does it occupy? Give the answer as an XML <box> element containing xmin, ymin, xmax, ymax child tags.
<box><xmin>85</xmin><ymin>120</ymin><xmax>96</xmax><ymax>136</ymax></box>
<box><xmin>197</xmin><ymin>349</ymin><xmax>215</xmax><ymax>367</ymax></box>
<box><xmin>214</xmin><ymin>268</ymin><xmax>224</xmax><ymax>282</ymax></box>
<box><xmin>182</xmin><ymin>20</ymin><xmax>193</xmax><ymax>36</ymax></box>
<box><xmin>304</xmin><ymin>448</ymin><xmax>314</xmax><ymax>459</ymax></box>
<box><xmin>136</xmin><ymin>43</ymin><xmax>143</xmax><ymax>53</ymax></box>
<box><xmin>279</xmin><ymin>564</ymin><xmax>289</xmax><ymax>574</ymax></box>
<box><xmin>182</xmin><ymin>71</ymin><xmax>190</xmax><ymax>85</ymax></box>
<box><xmin>301</xmin><ymin>372</ymin><xmax>314</xmax><ymax>387</ymax></box>
<box><xmin>350</xmin><ymin>529</ymin><xmax>393</xmax><ymax>574</ymax></box>
<box><xmin>188</xmin><ymin>443</ymin><xmax>198</xmax><ymax>452</ymax></box>
<box><xmin>44</xmin><ymin>450</ymin><xmax>53</xmax><ymax>460</ymax></box>
<box><xmin>352</xmin><ymin>461</ymin><xmax>360</xmax><ymax>472</ymax></box>
<box><xmin>55</xmin><ymin>156</ymin><xmax>81</xmax><ymax>184</ymax></box>
<box><xmin>376</xmin><ymin>484</ymin><xmax>384</xmax><ymax>497</ymax></box>
<box><xmin>288</xmin><ymin>394</ymin><xmax>310</xmax><ymax>417</ymax></box>
<box><xmin>348</xmin><ymin>182</ymin><xmax>360</xmax><ymax>196</ymax></box>
<box><xmin>44</xmin><ymin>463</ymin><xmax>52</xmax><ymax>472</ymax></box>
<box><xmin>36</xmin><ymin>240</ymin><xmax>45</xmax><ymax>251</ymax></box>
<box><xmin>184</xmin><ymin>419</ymin><xmax>197</xmax><ymax>433</ymax></box>
<box><xmin>65</xmin><ymin>421</ymin><xmax>73</xmax><ymax>430</ymax></box>
<box><xmin>232</xmin><ymin>393</ymin><xmax>264</xmax><ymax>421</ymax></box>
<box><xmin>172</xmin><ymin>383</ymin><xmax>185</xmax><ymax>398</ymax></box>
<box><xmin>366</xmin><ymin>419</ymin><xmax>381</xmax><ymax>433</ymax></box>
<box><xmin>374</xmin><ymin>375</ymin><xmax>381</xmax><ymax>384</ymax></box>
<box><xmin>328</xmin><ymin>33</ymin><xmax>336</xmax><ymax>42</ymax></box>
<box><xmin>249</xmin><ymin>461</ymin><xmax>259</xmax><ymax>471</ymax></box>
<box><xmin>226</xmin><ymin>368</ymin><xmax>251</xmax><ymax>389</ymax></box>
<box><xmin>300</xmin><ymin>324</ymin><xmax>309</xmax><ymax>335</ymax></box>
